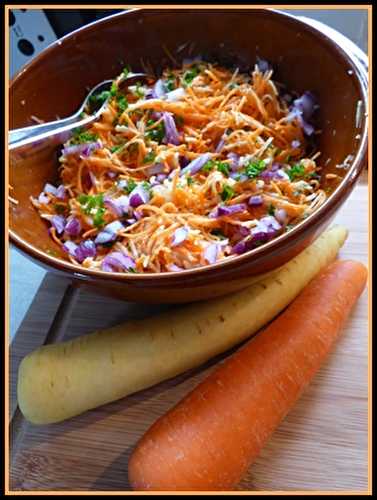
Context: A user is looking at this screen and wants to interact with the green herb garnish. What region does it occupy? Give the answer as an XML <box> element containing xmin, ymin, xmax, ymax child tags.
<box><xmin>141</xmin><ymin>181</ymin><xmax>152</xmax><ymax>193</ymax></box>
<box><xmin>117</xmin><ymin>94</ymin><xmax>128</xmax><ymax>113</ymax></box>
<box><xmin>143</xmin><ymin>151</ymin><xmax>156</xmax><ymax>164</ymax></box>
<box><xmin>122</xmin><ymin>66</ymin><xmax>131</xmax><ymax>78</ymax></box>
<box><xmin>165</xmin><ymin>74</ymin><xmax>175</xmax><ymax>91</ymax></box>
<box><xmin>287</xmin><ymin>163</ymin><xmax>306</xmax><ymax>181</ymax></box>
<box><xmin>70</xmin><ymin>127</ymin><xmax>98</xmax><ymax>145</ymax></box>
<box><xmin>89</xmin><ymin>90</ymin><xmax>110</xmax><ymax>107</ymax></box>
<box><xmin>182</xmin><ymin>65</ymin><xmax>200</xmax><ymax>86</ymax></box>
<box><xmin>221</xmin><ymin>185</ymin><xmax>235</xmax><ymax>202</ymax></box>
<box><xmin>110</xmin><ymin>81</ymin><xmax>118</xmax><ymax>97</ymax></box>
<box><xmin>211</xmin><ymin>229</ymin><xmax>226</xmax><ymax>239</ymax></box>
<box><xmin>216</xmin><ymin>162</ymin><xmax>230</xmax><ymax>176</ymax></box>
<box><xmin>110</xmin><ymin>144</ymin><xmax>124</xmax><ymax>153</ymax></box>
<box><xmin>54</xmin><ymin>204</ymin><xmax>66</xmax><ymax>214</ymax></box>
<box><xmin>134</xmin><ymin>81</ymin><xmax>145</xmax><ymax>98</ymax></box>
<box><xmin>268</xmin><ymin>203</ymin><xmax>275</xmax><ymax>216</ymax></box>
<box><xmin>187</xmin><ymin>176</ymin><xmax>194</xmax><ymax>186</ymax></box>
<box><xmin>122</xmin><ymin>179</ymin><xmax>137</xmax><ymax>194</ymax></box>
<box><xmin>78</xmin><ymin>193</ymin><xmax>105</xmax><ymax>227</ymax></box>
<box><xmin>93</xmin><ymin>207</ymin><xmax>106</xmax><ymax>227</ymax></box>
<box><xmin>145</xmin><ymin>121</ymin><xmax>165</xmax><ymax>143</ymax></box>
<box><xmin>203</xmin><ymin>160</ymin><xmax>215</xmax><ymax>173</ymax></box>
<box><xmin>244</xmin><ymin>159</ymin><xmax>266</xmax><ymax>179</ymax></box>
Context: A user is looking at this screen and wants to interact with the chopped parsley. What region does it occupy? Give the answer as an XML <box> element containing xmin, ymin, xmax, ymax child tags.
<box><xmin>143</xmin><ymin>151</ymin><xmax>156</xmax><ymax>164</ymax></box>
<box><xmin>287</xmin><ymin>163</ymin><xmax>306</xmax><ymax>181</ymax></box>
<box><xmin>244</xmin><ymin>159</ymin><xmax>267</xmax><ymax>179</ymax></box>
<box><xmin>165</xmin><ymin>74</ymin><xmax>175</xmax><ymax>91</ymax></box>
<box><xmin>211</xmin><ymin>229</ymin><xmax>226</xmax><ymax>239</ymax></box>
<box><xmin>117</xmin><ymin>94</ymin><xmax>128</xmax><ymax>113</ymax></box>
<box><xmin>93</xmin><ymin>208</ymin><xmax>106</xmax><ymax>227</ymax></box>
<box><xmin>70</xmin><ymin>127</ymin><xmax>98</xmax><ymax>145</ymax></box>
<box><xmin>187</xmin><ymin>176</ymin><xmax>194</xmax><ymax>186</ymax></box>
<box><xmin>122</xmin><ymin>66</ymin><xmax>131</xmax><ymax>78</ymax></box>
<box><xmin>221</xmin><ymin>185</ymin><xmax>235</xmax><ymax>202</ymax></box>
<box><xmin>145</xmin><ymin>120</ymin><xmax>165</xmax><ymax>143</ymax></box>
<box><xmin>141</xmin><ymin>181</ymin><xmax>152</xmax><ymax>194</ymax></box>
<box><xmin>54</xmin><ymin>204</ymin><xmax>66</xmax><ymax>214</ymax></box>
<box><xmin>110</xmin><ymin>81</ymin><xmax>118</xmax><ymax>97</ymax></box>
<box><xmin>78</xmin><ymin>193</ymin><xmax>105</xmax><ymax>227</ymax></box>
<box><xmin>203</xmin><ymin>160</ymin><xmax>230</xmax><ymax>176</ymax></box>
<box><xmin>89</xmin><ymin>90</ymin><xmax>110</xmax><ymax>107</ymax></box>
<box><xmin>110</xmin><ymin>144</ymin><xmax>125</xmax><ymax>153</ymax></box>
<box><xmin>216</xmin><ymin>162</ymin><xmax>230</xmax><ymax>176</ymax></box>
<box><xmin>122</xmin><ymin>179</ymin><xmax>137</xmax><ymax>194</ymax></box>
<box><xmin>203</xmin><ymin>160</ymin><xmax>215</xmax><ymax>173</ymax></box>
<box><xmin>268</xmin><ymin>203</ymin><xmax>275</xmax><ymax>216</ymax></box>
<box><xmin>134</xmin><ymin>81</ymin><xmax>145</xmax><ymax>98</ymax></box>
<box><xmin>182</xmin><ymin>66</ymin><xmax>200</xmax><ymax>86</ymax></box>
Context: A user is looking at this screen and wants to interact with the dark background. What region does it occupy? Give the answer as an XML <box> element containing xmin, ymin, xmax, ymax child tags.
<box><xmin>43</xmin><ymin>9</ymin><xmax>123</xmax><ymax>38</ymax></box>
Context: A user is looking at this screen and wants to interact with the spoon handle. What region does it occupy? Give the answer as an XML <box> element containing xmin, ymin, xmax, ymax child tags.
<box><xmin>8</xmin><ymin>113</ymin><xmax>96</xmax><ymax>151</ymax></box>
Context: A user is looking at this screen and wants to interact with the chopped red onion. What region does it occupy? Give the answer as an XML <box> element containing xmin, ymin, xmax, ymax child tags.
<box><xmin>215</xmin><ymin>203</ymin><xmax>247</xmax><ymax>217</ymax></box>
<box><xmin>288</xmin><ymin>91</ymin><xmax>317</xmax><ymax>136</ymax></box>
<box><xmin>148</xmin><ymin>163</ymin><xmax>165</xmax><ymax>176</ymax></box>
<box><xmin>231</xmin><ymin>216</ymin><xmax>282</xmax><ymax>254</ymax></box>
<box><xmin>249</xmin><ymin>195</ymin><xmax>263</xmax><ymax>206</ymax></box>
<box><xmin>165</xmin><ymin>87</ymin><xmax>186</xmax><ymax>102</ymax></box>
<box><xmin>101</xmin><ymin>252</ymin><xmax>135</xmax><ymax>272</ymax></box>
<box><xmin>203</xmin><ymin>243</ymin><xmax>219</xmax><ymax>264</ymax></box>
<box><xmin>63</xmin><ymin>240</ymin><xmax>78</xmax><ymax>256</ymax></box>
<box><xmin>152</xmin><ymin>79</ymin><xmax>166</xmax><ymax>99</ymax></box>
<box><xmin>228</xmin><ymin>152</ymin><xmax>240</xmax><ymax>171</ymax></box>
<box><xmin>162</xmin><ymin>112</ymin><xmax>180</xmax><ymax>145</ymax></box>
<box><xmin>179</xmin><ymin>156</ymin><xmax>190</xmax><ymax>169</ymax></box>
<box><xmin>256</xmin><ymin>57</ymin><xmax>271</xmax><ymax>73</ymax></box>
<box><xmin>65</xmin><ymin>217</ymin><xmax>81</xmax><ymax>236</ymax></box>
<box><xmin>88</xmin><ymin>171</ymin><xmax>97</xmax><ymax>187</ymax></box>
<box><xmin>275</xmin><ymin>208</ymin><xmax>288</xmax><ymax>225</ymax></box>
<box><xmin>38</xmin><ymin>192</ymin><xmax>50</xmax><ymax>204</ymax></box>
<box><xmin>62</xmin><ymin>141</ymin><xmax>101</xmax><ymax>158</ymax></box>
<box><xmin>180</xmin><ymin>153</ymin><xmax>212</xmax><ymax>176</ymax></box>
<box><xmin>291</xmin><ymin>139</ymin><xmax>301</xmax><ymax>149</ymax></box>
<box><xmin>260</xmin><ymin>164</ymin><xmax>289</xmax><ymax>182</ymax></box>
<box><xmin>156</xmin><ymin>173</ymin><xmax>167</xmax><ymax>182</ymax></box>
<box><xmin>167</xmin><ymin>264</ymin><xmax>184</xmax><ymax>272</ymax></box>
<box><xmin>232</xmin><ymin>240</ymin><xmax>248</xmax><ymax>254</ymax></box>
<box><xmin>51</xmin><ymin>215</ymin><xmax>66</xmax><ymax>234</ymax></box>
<box><xmin>55</xmin><ymin>184</ymin><xmax>67</xmax><ymax>200</ymax></box>
<box><xmin>230</xmin><ymin>172</ymin><xmax>248</xmax><ymax>182</ymax></box>
<box><xmin>134</xmin><ymin>209</ymin><xmax>143</xmax><ymax>221</ymax></box>
<box><xmin>107</xmin><ymin>171</ymin><xmax>117</xmax><ymax>179</ymax></box>
<box><xmin>104</xmin><ymin>195</ymin><xmax>129</xmax><ymax>216</ymax></box>
<box><xmin>75</xmin><ymin>239</ymin><xmax>96</xmax><ymax>263</ymax></box>
<box><xmin>125</xmin><ymin>217</ymin><xmax>137</xmax><ymax>225</ymax></box>
<box><xmin>129</xmin><ymin>185</ymin><xmax>150</xmax><ymax>207</ymax></box>
<box><xmin>94</xmin><ymin>220</ymin><xmax>124</xmax><ymax>245</ymax></box>
<box><xmin>172</xmin><ymin>227</ymin><xmax>188</xmax><ymax>247</ymax></box>
<box><xmin>43</xmin><ymin>183</ymin><xmax>58</xmax><ymax>195</ymax></box>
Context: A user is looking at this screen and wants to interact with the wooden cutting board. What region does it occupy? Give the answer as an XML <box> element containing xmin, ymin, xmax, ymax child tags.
<box><xmin>9</xmin><ymin>175</ymin><xmax>369</xmax><ymax>493</ymax></box>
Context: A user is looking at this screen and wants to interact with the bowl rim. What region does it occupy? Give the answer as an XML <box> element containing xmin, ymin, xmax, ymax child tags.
<box><xmin>9</xmin><ymin>7</ymin><xmax>368</xmax><ymax>282</ymax></box>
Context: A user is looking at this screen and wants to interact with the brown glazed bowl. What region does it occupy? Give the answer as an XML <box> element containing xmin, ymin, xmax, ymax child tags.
<box><xmin>9</xmin><ymin>8</ymin><xmax>368</xmax><ymax>303</ymax></box>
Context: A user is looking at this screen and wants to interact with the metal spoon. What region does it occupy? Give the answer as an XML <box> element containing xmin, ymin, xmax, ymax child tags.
<box><xmin>9</xmin><ymin>72</ymin><xmax>149</xmax><ymax>151</ymax></box>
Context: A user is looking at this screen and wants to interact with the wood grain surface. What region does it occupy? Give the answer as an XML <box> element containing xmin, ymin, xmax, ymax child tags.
<box><xmin>9</xmin><ymin>176</ymin><xmax>369</xmax><ymax>493</ymax></box>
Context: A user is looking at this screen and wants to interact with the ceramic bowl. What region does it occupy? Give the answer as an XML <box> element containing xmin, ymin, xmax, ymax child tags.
<box><xmin>9</xmin><ymin>8</ymin><xmax>368</xmax><ymax>303</ymax></box>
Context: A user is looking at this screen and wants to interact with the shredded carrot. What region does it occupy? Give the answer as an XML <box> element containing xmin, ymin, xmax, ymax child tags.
<box><xmin>30</xmin><ymin>60</ymin><xmax>327</xmax><ymax>273</ymax></box>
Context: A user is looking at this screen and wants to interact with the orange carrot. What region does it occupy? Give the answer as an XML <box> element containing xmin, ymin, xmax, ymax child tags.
<box><xmin>128</xmin><ymin>260</ymin><xmax>367</xmax><ymax>491</ymax></box>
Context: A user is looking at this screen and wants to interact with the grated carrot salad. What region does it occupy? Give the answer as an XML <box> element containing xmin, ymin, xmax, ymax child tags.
<box><xmin>31</xmin><ymin>59</ymin><xmax>327</xmax><ymax>273</ymax></box>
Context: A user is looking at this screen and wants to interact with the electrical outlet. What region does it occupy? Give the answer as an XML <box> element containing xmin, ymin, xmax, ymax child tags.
<box><xmin>9</xmin><ymin>9</ymin><xmax>57</xmax><ymax>78</ymax></box>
